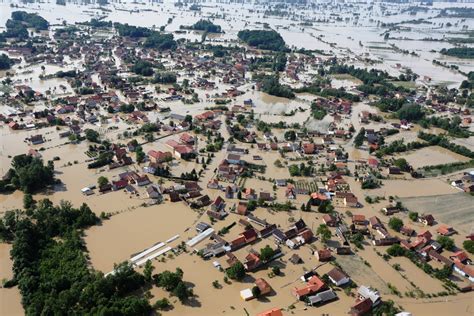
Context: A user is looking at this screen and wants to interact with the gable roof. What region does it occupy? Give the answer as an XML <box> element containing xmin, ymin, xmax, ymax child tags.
<box><xmin>327</xmin><ymin>267</ymin><xmax>349</xmax><ymax>283</ymax></box>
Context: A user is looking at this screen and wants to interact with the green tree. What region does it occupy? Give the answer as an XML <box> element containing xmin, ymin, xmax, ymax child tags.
<box><xmin>272</xmin><ymin>266</ymin><xmax>281</xmax><ymax>275</ymax></box>
<box><xmin>153</xmin><ymin>298</ymin><xmax>170</xmax><ymax>310</ymax></box>
<box><xmin>0</xmin><ymin>54</ymin><xmax>14</xmax><ymax>70</ymax></box>
<box><xmin>226</xmin><ymin>262</ymin><xmax>245</xmax><ymax>281</ymax></box>
<box><xmin>23</xmin><ymin>193</ymin><xmax>35</xmax><ymax>210</ymax></box>
<box><xmin>172</xmin><ymin>281</ymin><xmax>191</xmax><ymax>302</ymax></box>
<box><xmin>97</xmin><ymin>176</ymin><xmax>109</xmax><ymax>188</ymax></box>
<box><xmin>397</xmin><ymin>104</ymin><xmax>424</xmax><ymax>121</ymax></box>
<box><xmin>136</xmin><ymin>147</ymin><xmax>145</xmax><ymax>164</ymax></box>
<box><xmin>387</xmin><ymin>244</ymin><xmax>406</xmax><ymax>257</ymax></box>
<box><xmin>260</xmin><ymin>245</ymin><xmax>275</xmax><ymax>262</ymax></box>
<box><xmin>284</xmin><ymin>130</ymin><xmax>296</xmax><ymax>141</ymax></box>
<box><xmin>316</xmin><ymin>224</ymin><xmax>331</xmax><ymax>243</ymax></box>
<box><xmin>388</xmin><ymin>217</ymin><xmax>403</xmax><ymax>232</ymax></box>
<box><xmin>318</xmin><ymin>200</ymin><xmax>334</xmax><ymax>214</ymax></box>
<box><xmin>143</xmin><ymin>260</ymin><xmax>154</xmax><ymax>282</ymax></box>
<box><xmin>408</xmin><ymin>211</ymin><xmax>418</xmax><ymax>222</ymax></box>
<box><xmin>463</xmin><ymin>240</ymin><xmax>474</xmax><ymax>254</ymax></box>
<box><xmin>9</xmin><ymin>155</ymin><xmax>55</xmax><ymax>193</ymax></box>
<box><xmin>2</xmin><ymin>199</ymin><xmax>155</xmax><ymax>316</ymax></box>
<box><xmin>85</xmin><ymin>129</ymin><xmax>100</xmax><ymax>143</ymax></box>
<box><xmin>393</xmin><ymin>158</ymin><xmax>410</xmax><ymax>172</ymax></box>
<box><xmin>437</xmin><ymin>236</ymin><xmax>455</xmax><ymax>251</ymax></box>
<box><xmin>251</xmin><ymin>285</ymin><xmax>261</xmax><ymax>298</ymax></box>
<box><xmin>354</xmin><ymin>128</ymin><xmax>365</xmax><ymax>148</ymax></box>
<box><xmin>154</xmin><ymin>269</ymin><xmax>183</xmax><ymax>291</ymax></box>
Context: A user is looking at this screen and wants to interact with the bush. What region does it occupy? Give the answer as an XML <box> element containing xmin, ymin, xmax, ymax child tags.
<box><xmin>153</xmin><ymin>298</ymin><xmax>170</xmax><ymax>310</ymax></box>
<box><xmin>408</xmin><ymin>211</ymin><xmax>418</xmax><ymax>222</ymax></box>
<box><xmin>272</xmin><ymin>266</ymin><xmax>281</xmax><ymax>276</ymax></box>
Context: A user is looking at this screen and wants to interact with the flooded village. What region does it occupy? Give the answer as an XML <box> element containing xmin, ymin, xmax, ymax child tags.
<box><xmin>0</xmin><ymin>0</ymin><xmax>473</xmax><ymax>315</ymax></box>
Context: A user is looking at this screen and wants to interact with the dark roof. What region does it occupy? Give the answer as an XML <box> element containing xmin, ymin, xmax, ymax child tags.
<box><xmin>294</xmin><ymin>219</ymin><xmax>307</xmax><ymax>231</ymax></box>
<box><xmin>273</xmin><ymin>229</ymin><xmax>287</xmax><ymax>242</ymax></box>
<box><xmin>327</xmin><ymin>267</ymin><xmax>349</xmax><ymax>283</ymax></box>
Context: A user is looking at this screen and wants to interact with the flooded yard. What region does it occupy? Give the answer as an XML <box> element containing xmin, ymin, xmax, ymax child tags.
<box><xmin>400</xmin><ymin>193</ymin><xmax>474</xmax><ymax>235</ymax></box>
<box><xmin>0</xmin><ymin>244</ymin><xmax>23</xmax><ymax>316</ymax></box>
<box><xmin>84</xmin><ymin>202</ymin><xmax>197</xmax><ymax>273</ymax></box>
<box><xmin>402</xmin><ymin>146</ymin><xmax>471</xmax><ymax>169</ymax></box>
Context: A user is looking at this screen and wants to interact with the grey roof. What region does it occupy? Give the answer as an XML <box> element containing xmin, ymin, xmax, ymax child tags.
<box><xmin>273</xmin><ymin>229</ymin><xmax>287</xmax><ymax>241</ymax></box>
<box><xmin>170</xmin><ymin>113</ymin><xmax>186</xmax><ymax>121</ymax></box>
<box><xmin>307</xmin><ymin>289</ymin><xmax>337</xmax><ymax>305</ymax></box>
<box><xmin>196</xmin><ymin>222</ymin><xmax>210</xmax><ymax>232</ymax></box>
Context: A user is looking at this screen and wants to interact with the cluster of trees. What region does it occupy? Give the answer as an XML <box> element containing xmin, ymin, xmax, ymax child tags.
<box><xmin>259</xmin><ymin>75</ymin><xmax>295</xmax><ymax>99</ymax></box>
<box><xmin>361</xmin><ymin>178</ymin><xmax>380</xmax><ymax>189</ymax></box>
<box><xmin>272</xmin><ymin>53</ymin><xmax>287</xmax><ymax>72</ymax></box>
<box><xmin>114</xmin><ymin>23</ymin><xmax>154</xmax><ymax>37</ymax></box>
<box><xmin>437</xmin><ymin>236</ymin><xmax>455</xmax><ymax>251</ymax></box>
<box><xmin>85</xmin><ymin>129</ymin><xmax>100</xmax><ymax>143</ymax></box>
<box><xmin>460</xmin><ymin>71</ymin><xmax>474</xmax><ymax>90</ymax></box>
<box><xmin>284</xmin><ymin>130</ymin><xmax>296</xmax><ymax>141</ymax></box>
<box><xmin>88</xmin><ymin>151</ymin><xmax>114</xmax><ymax>169</ymax></box>
<box><xmin>419</xmin><ymin>115</ymin><xmax>471</xmax><ymax>138</ymax></box>
<box><xmin>2</xmin><ymin>198</ymin><xmax>193</xmax><ymax>312</ymax></box>
<box><xmin>152</xmin><ymin>268</ymin><xmax>193</xmax><ymax>302</ymax></box>
<box><xmin>11</xmin><ymin>11</ymin><xmax>49</xmax><ymax>30</ymax></box>
<box><xmin>374</xmin><ymin>97</ymin><xmax>407</xmax><ymax>113</ymax></box>
<box><xmin>153</xmin><ymin>72</ymin><xmax>177</xmax><ymax>84</ymax></box>
<box><xmin>393</xmin><ymin>158</ymin><xmax>411</xmax><ymax>172</ymax></box>
<box><xmin>358</xmin><ymin>83</ymin><xmax>392</xmax><ymax>97</ymax></box>
<box><xmin>376</xmin><ymin>139</ymin><xmax>426</xmax><ymax>157</ymax></box>
<box><xmin>288</xmin><ymin>163</ymin><xmax>313</xmax><ymax>177</ymax></box>
<box><xmin>144</xmin><ymin>33</ymin><xmax>176</xmax><ymax>50</ymax></box>
<box><xmin>0</xmin><ymin>54</ymin><xmax>14</xmax><ymax>70</ymax></box>
<box><xmin>295</xmin><ymin>83</ymin><xmax>360</xmax><ymax>102</ymax></box>
<box><xmin>310</xmin><ymin>103</ymin><xmax>327</xmax><ymax>120</ymax></box>
<box><xmin>182</xmin><ymin>19</ymin><xmax>222</xmax><ymax>33</ymax></box>
<box><xmin>0</xmin><ymin>155</ymin><xmax>55</xmax><ymax>193</ymax></box>
<box><xmin>420</xmin><ymin>160</ymin><xmax>474</xmax><ymax>176</ymax></box>
<box><xmin>114</xmin><ymin>23</ymin><xmax>176</xmax><ymax>50</ymax></box>
<box><xmin>249</xmin><ymin>55</ymin><xmax>285</xmax><ymax>72</ymax></box>
<box><xmin>386</xmin><ymin>243</ymin><xmax>453</xmax><ymax>281</ymax></box>
<box><xmin>210</xmin><ymin>46</ymin><xmax>227</xmax><ymax>57</ymax></box>
<box><xmin>354</xmin><ymin>128</ymin><xmax>365</xmax><ymax>147</ymax></box>
<box><xmin>237</xmin><ymin>29</ymin><xmax>287</xmax><ymax>51</ymax></box>
<box><xmin>181</xmin><ymin>169</ymin><xmax>199</xmax><ymax>181</ymax></box>
<box><xmin>1</xmin><ymin>200</ymin><xmax>156</xmax><ymax>315</ymax></box>
<box><xmin>317</xmin><ymin>200</ymin><xmax>334</xmax><ymax>214</ymax></box>
<box><xmin>84</xmin><ymin>18</ymin><xmax>113</xmax><ymax>28</ymax></box>
<box><xmin>418</xmin><ymin>132</ymin><xmax>474</xmax><ymax>159</ymax></box>
<box><xmin>55</xmin><ymin>70</ymin><xmax>78</xmax><ymax>78</ymax></box>
<box><xmin>316</xmin><ymin>224</ymin><xmax>332</xmax><ymax>243</ymax></box>
<box><xmin>11</xmin><ymin>11</ymin><xmax>48</xmax><ymax>38</ymax></box>
<box><xmin>131</xmin><ymin>60</ymin><xmax>154</xmax><ymax>76</ymax></box>
<box><xmin>326</xmin><ymin>64</ymin><xmax>391</xmax><ymax>85</ymax></box>
<box><xmin>0</xmin><ymin>11</ymin><xmax>49</xmax><ymax>41</ymax></box>
<box><xmin>397</xmin><ymin>104</ymin><xmax>425</xmax><ymax>121</ymax></box>
<box><xmin>440</xmin><ymin>47</ymin><xmax>474</xmax><ymax>59</ymax></box>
